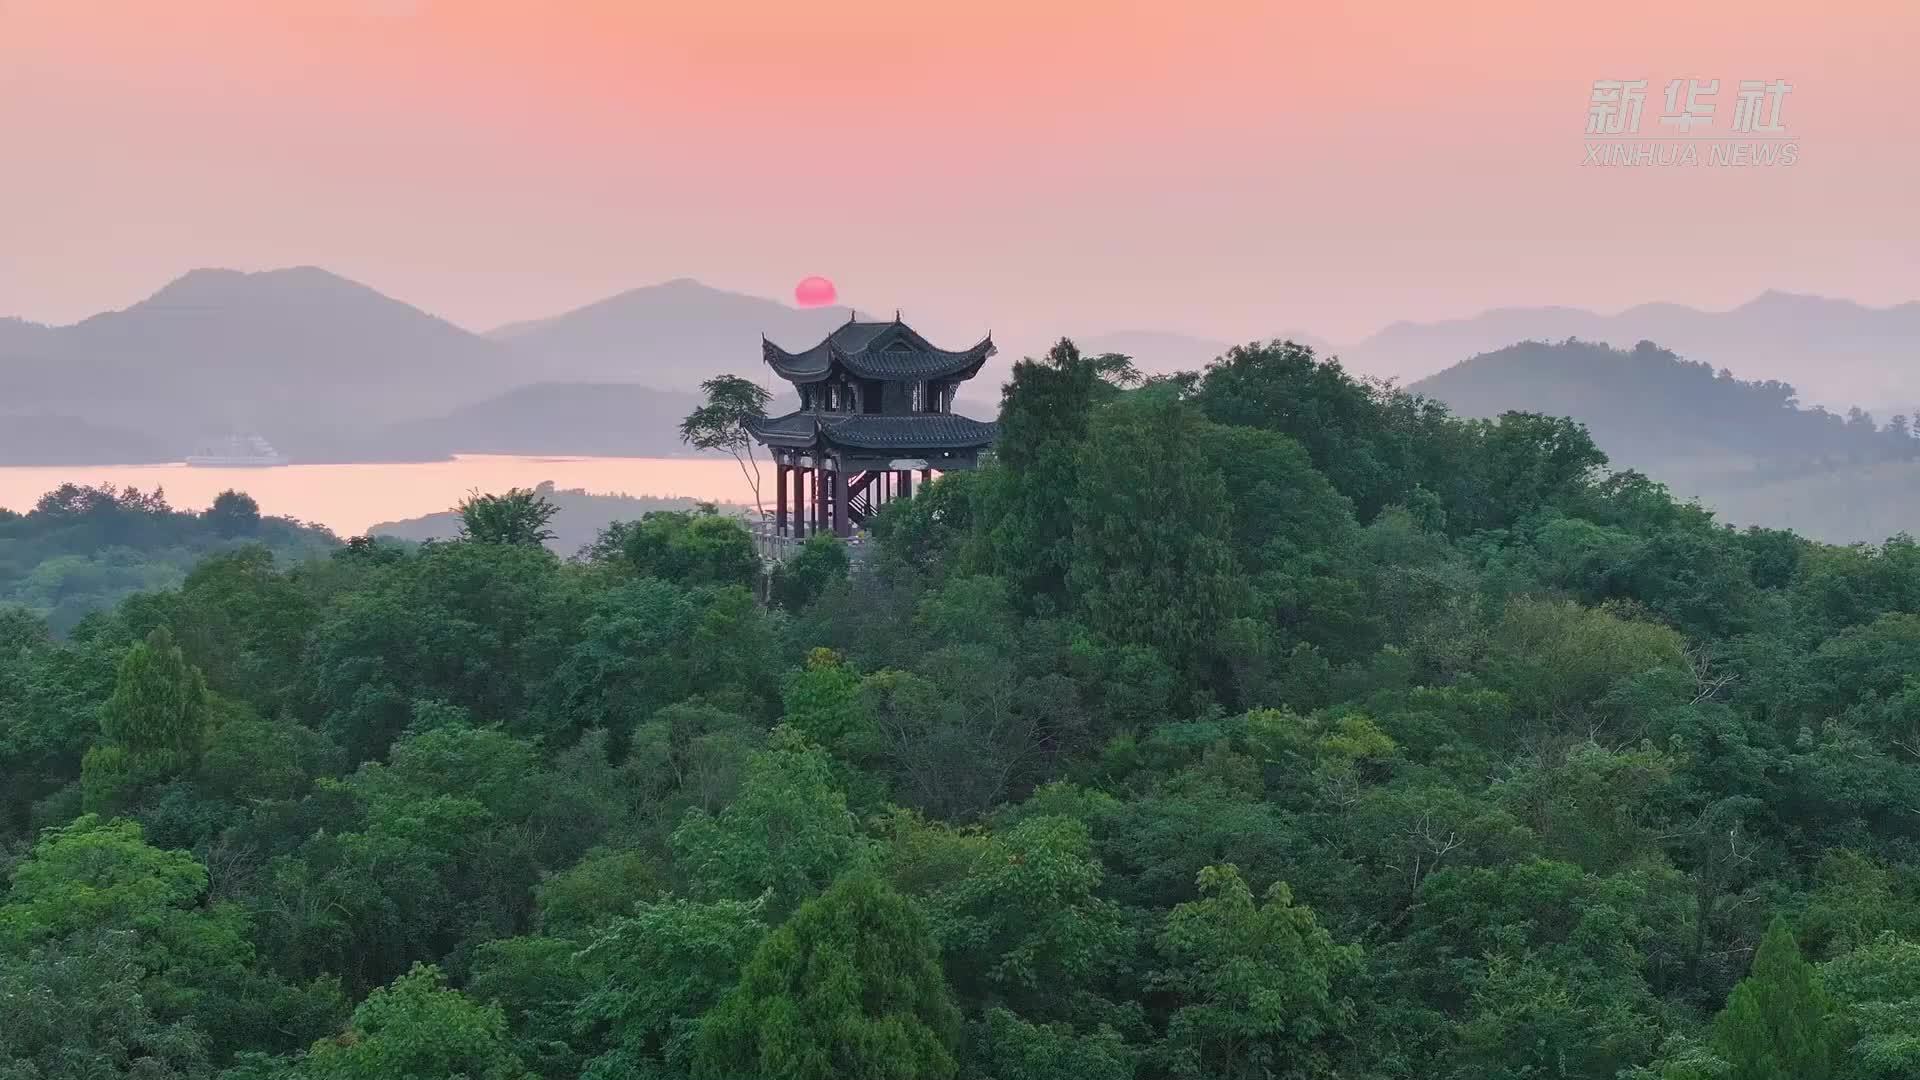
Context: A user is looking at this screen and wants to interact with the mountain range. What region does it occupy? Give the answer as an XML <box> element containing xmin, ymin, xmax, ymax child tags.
<box><xmin>1343</xmin><ymin>292</ymin><xmax>1920</xmax><ymax>410</ymax></box>
<box><xmin>2</xmin><ymin>267</ymin><xmax>1916</xmax><ymax>467</ymax></box>
<box><xmin>0</xmin><ymin>269</ymin><xmax>855</xmax><ymax>464</ymax></box>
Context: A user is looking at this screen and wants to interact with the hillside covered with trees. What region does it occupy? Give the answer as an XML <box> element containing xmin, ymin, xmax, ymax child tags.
<box><xmin>368</xmin><ymin>481</ymin><xmax>746</xmax><ymax>557</ymax></box>
<box><xmin>1414</xmin><ymin>338</ymin><xmax>1920</xmax><ymax>541</ymax></box>
<box><xmin>5</xmin><ymin>339</ymin><xmax>1920</xmax><ymax>1079</ymax></box>
<box><xmin>0</xmin><ymin>485</ymin><xmax>336</xmax><ymax>633</ymax></box>
<box><xmin>1413</xmin><ymin>338</ymin><xmax>1919</xmax><ymax>470</ymax></box>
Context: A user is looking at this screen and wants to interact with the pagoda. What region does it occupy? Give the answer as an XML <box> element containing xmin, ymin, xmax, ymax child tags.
<box><xmin>750</xmin><ymin>314</ymin><xmax>998</xmax><ymax>539</ymax></box>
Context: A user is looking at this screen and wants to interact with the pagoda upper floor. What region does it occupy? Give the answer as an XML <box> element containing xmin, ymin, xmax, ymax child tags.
<box><xmin>761</xmin><ymin>315</ymin><xmax>995</xmax><ymax>417</ymax></box>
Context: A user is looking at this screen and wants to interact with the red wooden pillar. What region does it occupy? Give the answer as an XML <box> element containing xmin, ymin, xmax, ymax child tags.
<box><xmin>832</xmin><ymin>467</ymin><xmax>850</xmax><ymax>537</ymax></box>
<box><xmin>898</xmin><ymin>470</ymin><xmax>912</xmax><ymax>499</ymax></box>
<box><xmin>793</xmin><ymin>464</ymin><xmax>807</xmax><ymax>538</ymax></box>
<box><xmin>774</xmin><ymin>460</ymin><xmax>788</xmax><ymax>536</ymax></box>
<box><xmin>814</xmin><ymin>461</ymin><xmax>828</xmax><ymax>539</ymax></box>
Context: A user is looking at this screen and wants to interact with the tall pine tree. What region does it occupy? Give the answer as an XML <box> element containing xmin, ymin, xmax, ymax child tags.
<box><xmin>83</xmin><ymin>626</ymin><xmax>212</xmax><ymax>812</ymax></box>
<box><xmin>1710</xmin><ymin>917</ymin><xmax>1840</xmax><ymax>1080</ymax></box>
<box><xmin>1068</xmin><ymin>395</ymin><xmax>1243</xmax><ymax>684</ymax></box>
<box><xmin>693</xmin><ymin>873</ymin><xmax>961</xmax><ymax>1080</ymax></box>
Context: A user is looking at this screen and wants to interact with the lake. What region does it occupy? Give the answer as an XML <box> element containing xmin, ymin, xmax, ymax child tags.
<box><xmin>0</xmin><ymin>454</ymin><xmax>760</xmax><ymax>536</ymax></box>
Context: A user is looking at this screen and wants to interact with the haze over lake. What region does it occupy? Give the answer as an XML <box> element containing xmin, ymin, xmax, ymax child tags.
<box><xmin>0</xmin><ymin>454</ymin><xmax>758</xmax><ymax>537</ymax></box>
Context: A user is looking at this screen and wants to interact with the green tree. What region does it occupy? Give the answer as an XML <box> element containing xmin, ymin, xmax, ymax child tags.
<box><xmin>681</xmin><ymin>374</ymin><xmax>773</xmax><ymax>515</ymax></box>
<box><xmin>204</xmin><ymin>489</ymin><xmax>262</xmax><ymax>538</ymax></box>
<box><xmin>928</xmin><ymin>815</ymin><xmax>1132</xmax><ymax>1021</ymax></box>
<box><xmin>0</xmin><ymin>931</ymin><xmax>210</xmax><ymax>1080</ymax></box>
<box><xmin>1710</xmin><ymin>918</ymin><xmax>1840</xmax><ymax>1080</ymax></box>
<box><xmin>0</xmin><ymin>815</ymin><xmax>258</xmax><ymax>1030</ymax></box>
<box><xmin>771</xmin><ymin>533</ymin><xmax>850</xmax><ymax>610</ymax></box>
<box><xmin>468</xmin><ymin>936</ymin><xmax>602</xmax><ymax>1080</ymax></box>
<box><xmin>297</xmin><ymin>964</ymin><xmax>533</xmax><ymax>1080</ymax></box>
<box><xmin>457</xmin><ymin>487</ymin><xmax>560</xmax><ymax>546</ymax></box>
<box><xmin>1449</xmin><ymin>953</ymin><xmax>1656</xmax><ymax>1080</ymax></box>
<box><xmin>1445</xmin><ymin>412</ymin><xmax>1609</xmax><ymax>533</ymax></box>
<box><xmin>781</xmin><ymin>648</ymin><xmax>873</xmax><ymax>759</ymax></box>
<box><xmin>671</xmin><ymin>726</ymin><xmax>873</xmax><ymax>917</ymax></box>
<box><xmin>693</xmin><ymin>874</ymin><xmax>962</xmax><ymax>1080</ymax></box>
<box><xmin>98</xmin><ymin>624</ymin><xmax>211</xmax><ymax>766</ymax></box>
<box><xmin>962</xmin><ymin>1008</ymin><xmax>1136</xmax><ymax>1080</ymax></box>
<box><xmin>1194</xmin><ymin>338</ymin><xmax>1421</xmax><ymax>520</ymax></box>
<box><xmin>980</xmin><ymin>339</ymin><xmax>1103</xmax><ymax>607</ymax></box>
<box><xmin>1068</xmin><ymin>395</ymin><xmax>1242</xmax><ymax>682</ymax></box>
<box><xmin>1821</xmin><ymin>932</ymin><xmax>1920</xmax><ymax>1080</ymax></box>
<box><xmin>575</xmin><ymin>897</ymin><xmax>770</xmax><ymax>1080</ymax></box>
<box><xmin>1152</xmin><ymin>864</ymin><xmax>1361</xmax><ymax>1080</ymax></box>
<box><xmin>621</xmin><ymin>508</ymin><xmax>760</xmax><ymax>589</ymax></box>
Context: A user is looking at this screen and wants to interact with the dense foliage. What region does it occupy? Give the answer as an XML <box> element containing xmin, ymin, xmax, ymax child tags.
<box><xmin>1414</xmin><ymin>339</ymin><xmax>1920</xmax><ymax>543</ymax></box>
<box><xmin>366</xmin><ymin>482</ymin><xmax>749</xmax><ymax>558</ymax></box>
<box><xmin>0</xmin><ymin>485</ymin><xmax>335</xmax><ymax>633</ymax></box>
<box><xmin>1416</xmin><ymin>339</ymin><xmax>1919</xmax><ymax>470</ymax></box>
<box><xmin>6</xmin><ymin>337</ymin><xmax>1920</xmax><ymax>1078</ymax></box>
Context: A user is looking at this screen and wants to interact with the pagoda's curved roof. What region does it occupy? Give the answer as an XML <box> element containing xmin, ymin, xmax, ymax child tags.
<box><xmin>748</xmin><ymin>410</ymin><xmax>998</xmax><ymax>452</ymax></box>
<box><xmin>763</xmin><ymin>318</ymin><xmax>995</xmax><ymax>384</ymax></box>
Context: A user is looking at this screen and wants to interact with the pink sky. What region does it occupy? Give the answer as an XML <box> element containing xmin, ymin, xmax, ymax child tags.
<box><xmin>1</xmin><ymin>0</ymin><xmax>1914</xmax><ymax>344</ymax></box>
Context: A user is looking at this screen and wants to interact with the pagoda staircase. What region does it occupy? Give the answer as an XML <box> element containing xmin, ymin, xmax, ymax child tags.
<box><xmin>845</xmin><ymin>470</ymin><xmax>881</xmax><ymax>527</ymax></box>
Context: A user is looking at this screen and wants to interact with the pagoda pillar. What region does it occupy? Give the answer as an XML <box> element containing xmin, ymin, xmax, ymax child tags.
<box><xmin>814</xmin><ymin>461</ymin><xmax>828</xmax><ymax>538</ymax></box>
<box><xmin>774</xmin><ymin>460</ymin><xmax>788</xmax><ymax>536</ymax></box>
<box><xmin>793</xmin><ymin>463</ymin><xmax>806</xmax><ymax>538</ymax></box>
<box><xmin>832</xmin><ymin>466</ymin><xmax>850</xmax><ymax>537</ymax></box>
<box><xmin>898</xmin><ymin>470</ymin><xmax>911</xmax><ymax>500</ymax></box>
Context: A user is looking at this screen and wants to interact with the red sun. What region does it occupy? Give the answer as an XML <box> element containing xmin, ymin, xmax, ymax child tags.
<box><xmin>794</xmin><ymin>276</ymin><xmax>837</xmax><ymax>307</ymax></box>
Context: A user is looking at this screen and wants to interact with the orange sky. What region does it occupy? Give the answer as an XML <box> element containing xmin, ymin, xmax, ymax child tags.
<box><xmin>1</xmin><ymin>0</ymin><xmax>1914</xmax><ymax>344</ymax></box>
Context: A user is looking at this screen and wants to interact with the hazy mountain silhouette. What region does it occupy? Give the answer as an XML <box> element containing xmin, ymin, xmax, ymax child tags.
<box><xmin>365</xmin><ymin>382</ymin><xmax>703</xmax><ymax>460</ymax></box>
<box><xmin>1408</xmin><ymin>338</ymin><xmax>1920</xmax><ymax>543</ymax></box>
<box><xmin>0</xmin><ymin>267</ymin><xmax>524</xmax><ymax>461</ymax></box>
<box><xmin>489</xmin><ymin>277</ymin><xmax>858</xmax><ymax>388</ymax></box>
<box><xmin>1342</xmin><ymin>291</ymin><xmax>1920</xmax><ymax>408</ymax></box>
<box><xmin>7</xmin><ymin>269</ymin><xmax>1918</xmax><ymax>471</ymax></box>
<box><xmin>1409</xmin><ymin>339</ymin><xmax>1898</xmax><ymax>470</ymax></box>
<box><xmin>0</xmin><ymin>415</ymin><xmax>173</xmax><ymax>466</ymax></box>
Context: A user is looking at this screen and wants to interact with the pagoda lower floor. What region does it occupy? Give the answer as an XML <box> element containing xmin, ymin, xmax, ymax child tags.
<box><xmin>772</xmin><ymin>455</ymin><xmax>938</xmax><ymax>539</ymax></box>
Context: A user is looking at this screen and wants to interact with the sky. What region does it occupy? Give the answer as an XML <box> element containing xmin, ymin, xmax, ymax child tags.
<box><xmin>1</xmin><ymin>0</ymin><xmax>1915</xmax><ymax>345</ymax></box>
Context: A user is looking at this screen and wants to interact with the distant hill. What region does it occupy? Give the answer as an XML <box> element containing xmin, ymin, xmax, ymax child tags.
<box><xmin>1343</xmin><ymin>291</ymin><xmax>1920</xmax><ymax>408</ymax></box>
<box><xmin>1409</xmin><ymin>339</ymin><xmax>1906</xmax><ymax>470</ymax></box>
<box><xmin>365</xmin><ymin>382</ymin><xmax>704</xmax><ymax>460</ymax></box>
<box><xmin>0</xmin><ymin>271</ymin><xmax>840</xmax><ymax>467</ymax></box>
<box><xmin>0</xmin><ymin>414</ymin><xmax>172</xmax><ymax>466</ymax></box>
<box><xmin>0</xmin><ymin>483</ymin><xmax>337</xmax><ymax>633</ymax></box>
<box><xmin>1410</xmin><ymin>338</ymin><xmax>1920</xmax><ymax>543</ymax></box>
<box><xmin>9</xmin><ymin>271</ymin><xmax>1917</xmax><ymax>473</ymax></box>
<box><xmin>489</xmin><ymin>277</ymin><xmax>858</xmax><ymax>389</ymax></box>
<box><xmin>368</xmin><ymin>481</ymin><xmax>746</xmax><ymax>556</ymax></box>
<box><xmin>1693</xmin><ymin>459</ymin><xmax>1920</xmax><ymax>543</ymax></box>
<box><xmin>0</xmin><ymin>267</ymin><xmax>524</xmax><ymax>462</ymax></box>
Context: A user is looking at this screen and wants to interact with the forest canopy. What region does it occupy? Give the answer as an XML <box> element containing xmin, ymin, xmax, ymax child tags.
<box><xmin>2</xmin><ymin>337</ymin><xmax>1916</xmax><ymax>1079</ymax></box>
<box><xmin>0</xmin><ymin>485</ymin><xmax>334</xmax><ymax>634</ymax></box>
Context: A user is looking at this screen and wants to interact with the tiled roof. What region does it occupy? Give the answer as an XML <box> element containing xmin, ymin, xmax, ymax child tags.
<box><xmin>763</xmin><ymin>318</ymin><xmax>995</xmax><ymax>383</ymax></box>
<box><xmin>748</xmin><ymin>410</ymin><xmax>999</xmax><ymax>451</ymax></box>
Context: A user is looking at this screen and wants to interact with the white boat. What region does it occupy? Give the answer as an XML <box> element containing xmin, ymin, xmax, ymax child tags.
<box><xmin>186</xmin><ymin>434</ymin><xmax>291</xmax><ymax>468</ymax></box>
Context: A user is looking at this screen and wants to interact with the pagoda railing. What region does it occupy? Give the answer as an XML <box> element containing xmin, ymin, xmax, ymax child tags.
<box><xmin>749</xmin><ymin>517</ymin><xmax>869</xmax><ymax>565</ymax></box>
